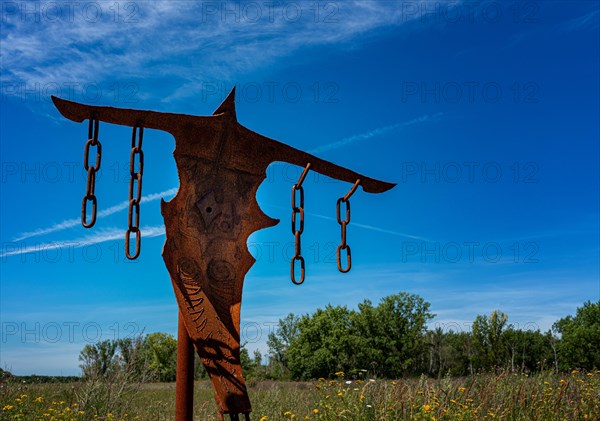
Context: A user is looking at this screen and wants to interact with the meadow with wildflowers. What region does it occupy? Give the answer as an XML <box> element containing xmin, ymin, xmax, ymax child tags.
<box><xmin>2</xmin><ymin>370</ymin><xmax>598</xmax><ymax>420</ymax></box>
<box><xmin>1</xmin><ymin>298</ymin><xmax>597</xmax><ymax>420</ymax></box>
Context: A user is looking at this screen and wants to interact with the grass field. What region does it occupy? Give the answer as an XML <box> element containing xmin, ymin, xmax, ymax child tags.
<box><xmin>1</xmin><ymin>371</ymin><xmax>598</xmax><ymax>420</ymax></box>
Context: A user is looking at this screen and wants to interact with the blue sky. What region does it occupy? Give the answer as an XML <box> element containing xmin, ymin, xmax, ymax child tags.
<box><xmin>1</xmin><ymin>1</ymin><xmax>599</xmax><ymax>375</ymax></box>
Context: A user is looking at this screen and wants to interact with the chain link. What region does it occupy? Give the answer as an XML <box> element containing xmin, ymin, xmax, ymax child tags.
<box><xmin>290</xmin><ymin>163</ymin><xmax>311</xmax><ymax>285</ymax></box>
<box><xmin>336</xmin><ymin>179</ymin><xmax>360</xmax><ymax>273</ymax></box>
<box><xmin>82</xmin><ymin>119</ymin><xmax>101</xmax><ymax>228</ymax></box>
<box><xmin>126</xmin><ymin>126</ymin><xmax>144</xmax><ymax>260</ymax></box>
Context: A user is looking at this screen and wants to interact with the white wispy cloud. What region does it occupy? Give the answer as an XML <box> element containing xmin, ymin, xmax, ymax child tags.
<box><xmin>1</xmin><ymin>1</ymin><xmax>450</xmax><ymax>101</ymax></box>
<box><xmin>308</xmin><ymin>211</ymin><xmax>431</xmax><ymax>241</ymax></box>
<box><xmin>559</xmin><ymin>9</ymin><xmax>599</xmax><ymax>32</ymax></box>
<box><xmin>309</xmin><ymin>113</ymin><xmax>443</xmax><ymax>154</ymax></box>
<box><xmin>261</xmin><ymin>202</ymin><xmax>428</xmax><ymax>241</ymax></box>
<box><xmin>13</xmin><ymin>187</ymin><xmax>177</xmax><ymax>241</ymax></box>
<box><xmin>1</xmin><ymin>225</ymin><xmax>165</xmax><ymax>258</ymax></box>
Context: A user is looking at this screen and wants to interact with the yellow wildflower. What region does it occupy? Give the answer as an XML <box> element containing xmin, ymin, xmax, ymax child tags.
<box><xmin>458</xmin><ymin>387</ymin><xmax>466</xmax><ymax>393</ymax></box>
<box><xmin>335</xmin><ymin>371</ymin><xmax>345</xmax><ymax>377</ymax></box>
<box><xmin>313</xmin><ymin>408</ymin><xmax>319</xmax><ymax>414</ymax></box>
<box><xmin>337</xmin><ymin>392</ymin><xmax>344</xmax><ymax>397</ymax></box>
<box><xmin>259</xmin><ymin>417</ymin><xmax>268</xmax><ymax>421</ymax></box>
<box><xmin>423</xmin><ymin>404</ymin><xmax>432</xmax><ymax>412</ymax></box>
<box><xmin>3</xmin><ymin>405</ymin><xmax>14</xmax><ymax>410</ymax></box>
<box><xmin>34</xmin><ymin>396</ymin><xmax>44</xmax><ymax>403</ymax></box>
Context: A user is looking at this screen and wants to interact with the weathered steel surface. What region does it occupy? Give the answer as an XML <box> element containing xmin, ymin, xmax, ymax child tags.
<box><xmin>175</xmin><ymin>312</ymin><xmax>195</xmax><ymax>421</ymax></box>
<box><xmin>51</xmin><ymin>89</ymin><xmax>395</xmax><ymax>419</ymax></box>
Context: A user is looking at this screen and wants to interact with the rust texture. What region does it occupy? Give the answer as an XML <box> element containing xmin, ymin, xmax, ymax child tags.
<box><xmin>176</xmin><ymin>312</ymin><xmax>195</xmax><ymax>420</ymax></box>
<box><xmin>51</xmin><ymin>88</ymin><xmax>395</xmax><ymax>420</ymax></box>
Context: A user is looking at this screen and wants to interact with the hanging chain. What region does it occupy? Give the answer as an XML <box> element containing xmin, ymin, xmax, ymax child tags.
<box><xmin>82</xmin><ymin>118</ymin><xmax>101</xmax><ymax>228</ymax></box>
<box><xmin>336</xmin><ymin>179</ymin><xmax>360</xmax><ymax>273</ymax></box>
<box><xmin>126</xmin><ymin>125</ymin><xmax>144</xmax><ymax>260</ymax></box>
<box><xmin>290</xmin><ymin>163</ymin><xmax>311</xmax><ymax>285</ymax></box>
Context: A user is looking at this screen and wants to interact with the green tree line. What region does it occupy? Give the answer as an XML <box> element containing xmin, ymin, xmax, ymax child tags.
<box><xmin>78</xmin><ymin>294</ymin><xmax>599</xmax><ymax>382</ymax></box>
<box><xmin>78</xmin><ymin>331</ymin><xmax>259</xmax><ymax>383</ymax></box>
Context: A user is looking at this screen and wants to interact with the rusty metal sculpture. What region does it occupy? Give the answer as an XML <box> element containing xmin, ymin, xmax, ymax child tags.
<box><xmin>51</xmin><ymin>88</ymin><xmax>395</xmax><ymax>420</ymax></box>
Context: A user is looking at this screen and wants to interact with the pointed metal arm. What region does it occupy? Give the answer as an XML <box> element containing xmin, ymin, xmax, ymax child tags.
<box><xmin>51</xmin><ymin>95</ymin><xmax>204</xmax><ymax>135</ymax></box>
<box><xmin>51</xmin><ymin>95</ymin><xmax>395</xmax><ymax>194</ymax></box>
<box><xmin>238</xmin><ymin>125</ymin><xmax>394</xmax><ymax>194</ymax></box>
